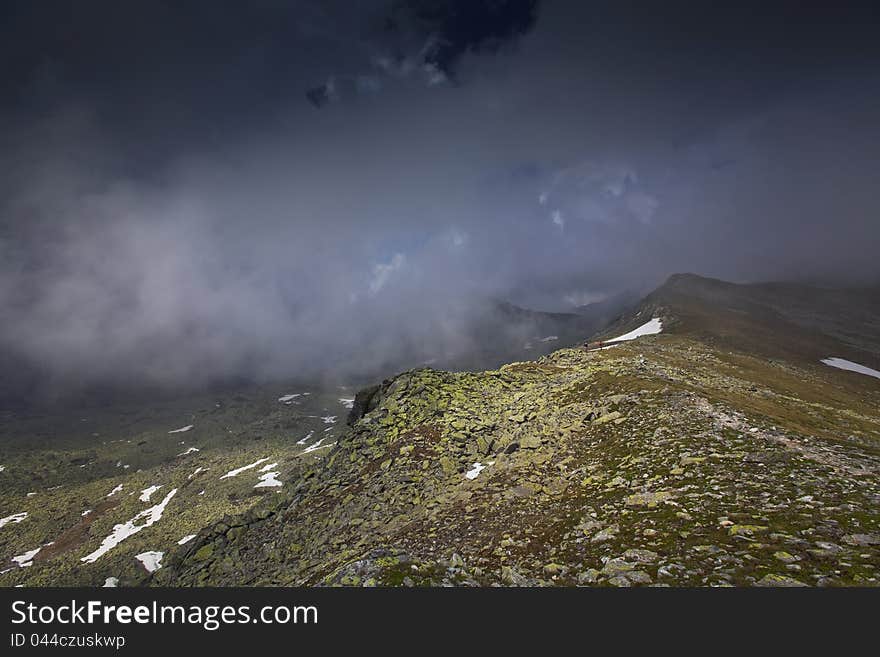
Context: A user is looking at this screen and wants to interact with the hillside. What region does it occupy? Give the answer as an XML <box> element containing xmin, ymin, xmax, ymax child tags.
<box><xmin>149</xmin><ymin>275</ymin><xmax>880</xmax><ymax>587</ymax></box>
<box><xmin>601</xmin><ymin>273</ymin><xmax>880</xmax><ymax>366</ymax></box>
<box><xmin>2</xmin><ymin>274</ymin><xmax>879</xmax><ymax>587</ymax></box>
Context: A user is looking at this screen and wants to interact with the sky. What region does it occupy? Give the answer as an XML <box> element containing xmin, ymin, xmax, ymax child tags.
<box><xmin>1</xmin><ymin>1</ymin><xmax>879</xmax><ymax>392</ymax></box>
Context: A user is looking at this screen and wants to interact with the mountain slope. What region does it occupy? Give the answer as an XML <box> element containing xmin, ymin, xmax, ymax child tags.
<box><xmin>150</xmin><ymin>275</ymin><xmax>880</xmax><ymax>587</ymax></box>
<box><xmin>599</xmin><ymin>273</ymin><xmax>880</xmax><ymax>367</ymax></box>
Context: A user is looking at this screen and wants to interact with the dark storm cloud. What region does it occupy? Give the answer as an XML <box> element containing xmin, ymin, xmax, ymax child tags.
<box><xmin>1</xmin><ymin>1</ymin><xmax>879</xmax><ymax>392</ymax></box>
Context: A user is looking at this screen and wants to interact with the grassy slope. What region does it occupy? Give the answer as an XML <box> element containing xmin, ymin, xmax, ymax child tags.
<box><xmin>154</xmin><ymin>328</ymin><xmax>880</xmax><ymax>587</ymax></box>
<box><xmin>4</xmin><ymin>274</ymin><xmax>879</xmax><ymax>587</ymax></box>
<box><xmin>0</xmin><ymin>386</ymin><xmax>352</xmax><ymax>586</ymax></box>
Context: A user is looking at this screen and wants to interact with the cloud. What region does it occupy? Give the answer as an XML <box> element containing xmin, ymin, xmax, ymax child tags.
<box><xmin>562</xmin><ymin>290</ymin><xmax>606</xmax><ymax>308</ymax></box>
<box><xmin>369</xmin><ymin>253</ymin><xmax>406</xmax><ymax>295</ymax></box>
<box><xmin>1</xmin><ymin>1</ymin><xmax>879</xmax><ymax>395</ymax></box>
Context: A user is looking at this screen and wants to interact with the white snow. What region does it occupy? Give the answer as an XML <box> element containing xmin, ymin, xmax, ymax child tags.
<box><xmin>81</xmin><ymin>510</ymin><xmax>92</xmax><ymax>517</ymax></box>
<box><xmin>135</xmin><ymin>551</ymin><xmax>164</xmax><ymax>572</ymax></box>
<box><xmin>303</xmin><ymin>438</ymin><xmax>334</xmax><ymax>454</ymax></box>
<box><xmin>138</xmin><ymin>485</ymin><xmax>162</xmax><ymax>502</ymax></box>
<box><xmin>321</xmin><ymin>415</ymin><xmax>337</xmax><ymax>424</ymax></box>
<box><xmin>540</xmin><ymin>335</ymin><xmax>559</xmax><ymax>343</ymax></box>
<box><xmin>168</xmin><ymin>425</ymin><xmax>193</xmax><ymax>434</ymax></box>
<box><xmin>81</xmin><ymin>489</ymin><xmax>178</xmax><ymax>563</ymax></box>
<box><xmin>188</xmin><ymin>466</ymin><xmax>205</xmax><ymax>480</ymax></box>
<box><xmin>607</xmin><ymin>318</ymin><xmax>663</xmax><ymax>343</ymax></box>
<box><xmin>26</xmin><ymin>492</ymin><xmax>36</xmax><ymax>497</ymax></box>
<box><xmin>12</xmin><ymin>547</ymin><xmax>41</xmax><ymax>568</ymax></box>
<box><xmin>820</xmin><ymin>357</ymin><xmax>880</xmax><ymax>380</ymax></box>
<box><xmin>465</xmin><ymin>461</ymin><xmax>494</xmax><ymax>480</ymax></box>
<box><xmin>296</xmin><ymin>431</ymin><xmax>314</xmax><ymax>446</ymax></box>
<box><xmin>177</xmin><ymin>446</ymin><xmax>200</xmax><ymax>456</ymax></box>
<box><xmin>0</xmin><ymin>465</ymin><xmax>4</xmax><ymax>473</ymax></box>
<box><xmin>260</xmin><ymin>462</ymin><xmax>278</xmax><ymax>472</ymax></box>
<box><xmin>103</xmin><ymin>577</ymin><xmax>119</xmax><ymax>587</ymax></box>
<box><xmin>339</xmin><ymin>398</ymin><xmax>355</xmax><ymax>409</ymax></box>
<box><xmin>254</xmin><ymin>471</ymin><xmax>283</xmax><ymax>488</ymax></box>
<box><xmin>107</xmin><ymin>484</ymin><xmax>124</xmax><ymax>497</ymax></box>
<box><xmin>220</xmin><ymin>457</ymin><xmax>270</xmax><ymax>479</ymax></box>
<box><xmin>0</xmin><ymin>512</ymin><xmax>27</xmax><ymax>528</ymax></box>
<box><xmin>278</xmin><ymin>393</ymin><xmax>302</xmax><ymax>404</ymax></box>
<box><xmin>177</xmin><ymin>534</ymin><xmax>197</xmax><ymax>545</ymax></box>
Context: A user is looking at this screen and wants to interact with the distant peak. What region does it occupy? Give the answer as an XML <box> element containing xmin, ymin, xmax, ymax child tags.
<box><xmin>663</xmin><ymin>272</ymin><xmax>722</xmax><ymax>286</ymax></box>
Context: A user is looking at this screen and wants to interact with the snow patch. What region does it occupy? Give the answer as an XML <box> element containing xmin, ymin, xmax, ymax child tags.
<box><xmin>260</xmin><ymin>462</ymin><xmax>278</xmax><ymax>472</ymax></box>
<box><xmin>220</xmin><ymin>457</ymin><xmax>270</xmax><ymax>479</ymax></box>
<box><xmin>820</xmin><ymin>357</ymin><xmax>880</xmax><ymax>380</ymax></box>
<box><xmin>177</xmin><ymin>447</ymin><xmax>200</xmax><ymax>456</ymax></box>
<box><xmin>296</xmin><ymin>431</ymin><xmax>314</xmax><ymax>446</ymax></box>
<box><xmin>81</xmin><ymin>489</ymin><xmax>178</xmax><ymax>563</ymax></box>
<box><xmin>138</xmin><ymin>485</ymin><xmax>162</xmax><ymax>502</ymax></box>
<box><xmin>255</xmin><ymin>471</ymin><xmax>282</xmax><ymax>488</ymax></box>
<box><xmin>540</xmin><ymin>335</ymin><xmax>559</xmax><ymax>343</ymax></box>
<box><xmin>278</xmin><ymin>393</ymin><xmax>307</xmax><ymax>404</ymax></box>
<box><xmin>135</xmin><ymin>551</ymin><xmax>164</xmax><ymax>573</ymax></box>
<box><xmin>102</xmin><ymin>577</ymin><xmax>119</xmax><ymax>587</ymax></box>
<box><xmin>107</xmin><ymin>484</ymin><xmax>124</xmax><ymax>497</ymax></box>
<box><xmin>607</xmin><ymin>318</ymin><xmax>663</xmax><ymax>343</ymax></box>
<box><xmin>303</xmin><ymin>438</ymin><xmax>334</xmax><ymax>454</ymax></box>
<box><xmin>178</xmin><ymin>534</ymin><xmax>197</xmax><ymax>545</ymax></box>
<box><xmin>321</xmin><ymin>416</ymin><xmax>337</xmax><ymax>424</ymax></box>
<box><xmin>168</xmin><ymin>425</ymin><xmax>193</xmax><ymax>434</ymax></box>
<box><xmin>12</xmin><ymin>547</ymin><xmax>41</xmax><ymax>568</ymax></box>
<box><xmin>465</xmin><ymin>461</ymin><xmax>494</xmax><ymax>480</ymax></box>
<box><xmin>339</xmin><ymin>398</ymin><xmax>355</xmax><ymax>409</ymax></box>
<box><xmin>0</xmin><ymin>512</ymin><xmax>27</xmax><ymax>528</ymax></box>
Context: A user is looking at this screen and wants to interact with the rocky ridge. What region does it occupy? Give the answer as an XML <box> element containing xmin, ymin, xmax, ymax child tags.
<box><xmin>154</xmin><ymin>314</ymin><xmax>880</xmax><ymax>586</ymax></box>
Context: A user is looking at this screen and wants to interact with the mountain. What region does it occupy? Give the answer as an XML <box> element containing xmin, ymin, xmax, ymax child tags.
<box><xmin>2</xmin><ymin>274</ymin><xmax>878</xmax><ymax>587</ymax></box>
<box><xmin>598</xmin><ymin>273</ymin><xmax>880</xmax><ymax>365</ymax></box>
<box><xmin>148</xmin><ymin>274</ymin><xmax>879</xmax><ymax>587</ymax></box>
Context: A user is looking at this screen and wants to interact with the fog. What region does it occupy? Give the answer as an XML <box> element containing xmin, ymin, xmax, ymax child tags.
<box><xmin>1</xmin><ymin>1</ymin><xmax>879</xmax><ymax>394</ymax></box>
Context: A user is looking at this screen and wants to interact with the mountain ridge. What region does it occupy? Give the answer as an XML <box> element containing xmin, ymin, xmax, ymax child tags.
<box><xmin>146</xmin><ymin>273</ymin><xmax>880</xmax><ymax>587</ymax></box>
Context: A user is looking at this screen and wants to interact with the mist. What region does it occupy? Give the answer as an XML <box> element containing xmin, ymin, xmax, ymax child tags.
<box><xmin>2</xmin><ymin>1</ymin><xmax>879</xmax><ymax>394</ymax></box>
